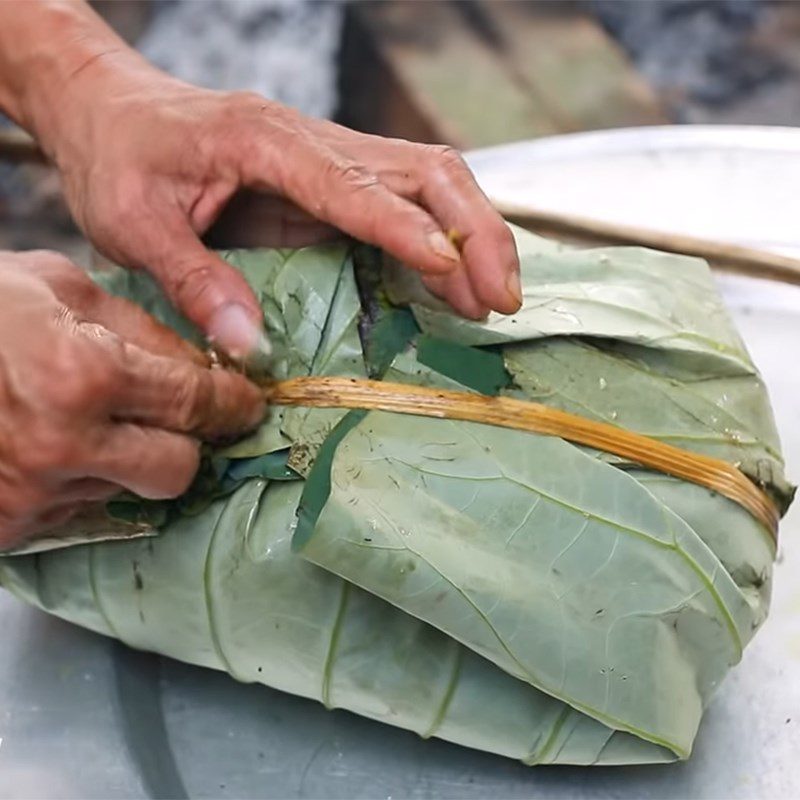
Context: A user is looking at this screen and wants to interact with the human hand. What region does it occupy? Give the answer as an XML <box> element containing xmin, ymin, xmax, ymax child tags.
<box><xmin>38</xmin><ymin>57</ymin><xmax>521</xmax><ymax>354</ymax></box>
<box><xmin>0</xmin><ymin>251</ymin><xmax>264</xmax><ymax>549</ymax></box>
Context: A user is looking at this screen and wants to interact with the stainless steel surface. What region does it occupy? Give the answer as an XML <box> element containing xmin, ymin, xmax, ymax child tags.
<box><xmin>2</xmin><ymin>125</ymin><xmax>800</xmax><ymax>798</ymax></box>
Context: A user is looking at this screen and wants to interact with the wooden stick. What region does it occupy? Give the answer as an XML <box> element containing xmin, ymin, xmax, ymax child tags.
<box><xmin>494</xmin><ymin>201</ymin><xmax>800</xmax><ymax>286</ymax></box>
<box><xmin>0</xmin><ymin>127</ymin><xmax>46</xmax><ymax>165</ymax></box>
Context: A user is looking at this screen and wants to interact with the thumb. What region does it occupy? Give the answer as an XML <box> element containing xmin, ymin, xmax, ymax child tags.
<box><xmin>146</xmin><ymin>223</ymin><xmax>268</xmax><ymax>359</ymax></box>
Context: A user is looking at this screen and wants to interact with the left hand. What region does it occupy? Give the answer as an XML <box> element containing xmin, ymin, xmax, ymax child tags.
<box><xmin>40</xmin><ymin>60</ymin><xmax>521</xmax><ymax>355</ymax></box>
<box><xmin>0</xmin><ymin>250</ymin><xmax>264</xmax><ymax>548</ymax></box>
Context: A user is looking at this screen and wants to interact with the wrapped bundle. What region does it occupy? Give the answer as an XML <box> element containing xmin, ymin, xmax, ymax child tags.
<box><xmin>0</xmin><ymin>227</ymin><xmax>792</xmax><ymax>765</ymax></box>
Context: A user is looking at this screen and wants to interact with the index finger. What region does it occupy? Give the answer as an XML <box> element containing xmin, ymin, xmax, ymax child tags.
<box><xmin>111</xmin><ymin>342</ymin><xmax>266</xmax><ymax>441</ymax></box>
<box><xmin>133</xmin><ymin>218</ymin><xmax>269</xmax><ymax>359</ymax></box>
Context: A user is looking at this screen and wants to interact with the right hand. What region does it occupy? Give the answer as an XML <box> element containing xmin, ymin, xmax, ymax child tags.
<box><xmin>39</xmin><ymin>52</ymin><xmax>521</xmax><ymax>339</ymax></box>
<box><xmin>0</xmin><ymin>0</ymin><xmax>521</xmax><ymax>358</ymax></box>
<box><xmin>0</xmin><ymin>251</ymin><xmax>265</xmax><ymax>549</ymax></box>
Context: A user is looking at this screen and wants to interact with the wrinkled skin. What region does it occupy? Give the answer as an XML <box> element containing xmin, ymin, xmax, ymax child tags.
<box><xmin>0</xmin><ymin>252</ymin><xmax>264</xmax><ymax>548</ymax></box>
<box><xmin>0</xmin><ymin>2</ymin><xmax>520</xmax><ymax>354</ymax></box>
<box><xmin>52</xmin><ymin>76</ymin><xmax>523</xmax><ymax>351</ymax></box>
<box><xmin>0</xmin><ymin>0</ymin><xmax>521</xmax><ymax>545</ymax></box>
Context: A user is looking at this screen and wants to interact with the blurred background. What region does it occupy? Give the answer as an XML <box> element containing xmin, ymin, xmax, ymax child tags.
<box><xmin>2</xmin><ymin>0</ymin><xmax>800</xmax><ymax>263</ymax></box>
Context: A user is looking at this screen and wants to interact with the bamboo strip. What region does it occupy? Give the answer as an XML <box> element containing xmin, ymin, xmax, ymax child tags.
<box><xmin>266</xmin><ymin>376</ymin><xmax>779</xmax><ymax>540</ymax></box>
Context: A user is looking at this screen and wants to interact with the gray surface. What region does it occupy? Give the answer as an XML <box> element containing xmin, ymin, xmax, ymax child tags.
<box><xmin>139</xmin><ymin>1</ymin><xmax>343</xmax><ymax>119</ymax></box>
<box><xmin>2</xmin><ymin>126</ymin><xmax>800</xmax><ymax>798</ymax></box>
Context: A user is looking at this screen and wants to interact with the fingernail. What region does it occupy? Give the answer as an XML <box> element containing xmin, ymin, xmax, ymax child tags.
<box><xmin>427</xmin><ymin>231</ymin><xmax>461</xmax><ymax>264</ymax></box>
<box><xmin>253</xmin><ymin>329</ymin><xmax>273</xmax><ymax>358</ymax></box>
<box><xmin>246</xmin><ymin>331</ymin><xmax>274</xmax><ymax>379</ymax></box>
<box><xmin>506</xmin><ymin>271</ymin><xmax>523</xmax><ymax>309</ymax></box>
<box><xmin>209</xmin><ymin>304</ymin><xmax>271</xmax><ymax>359</ymax></box>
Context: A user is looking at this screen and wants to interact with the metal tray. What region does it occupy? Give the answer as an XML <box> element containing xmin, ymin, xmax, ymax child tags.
<box><xmin>2</xmin><ymin>125</ymin><xmax>799</xmax><ymax>799</ymax></box>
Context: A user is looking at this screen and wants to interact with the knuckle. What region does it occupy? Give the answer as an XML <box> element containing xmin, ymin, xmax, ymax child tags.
<box><xmin>171</xmin><ymin>369</ymin><xmax>212</xmax><ymax>432</ymax></box>
<box><xmin>50</xmin><ymin>345</ymin><xmax>120</xmax><ymax>412</ymax></box>
<box><xmin>169</xmin><ymin>260</ymin><xmax>217</xmax><ymax>311</ymax></box>
<box><xmin>426</xmin><ymin>144</ymin><xmax>465</xmax><ymax>167</ymax></box>
<box><xmin>315</xmin><ymin>160</ymin><xmax>379</xmax><ymax>221</ymax></box>
<box><xmin>212</xmin><ymin>91</ymin><xmax>268</xmax><ymax>150</ymax></box>
<box><xmin>69</xmin><ymin>278</ymin><xmax>103</xmax><ymax>309</ymax></box>
<box><xmin>328</xmin><ymin>160</ymin><xmax>377</xmax><ymax>192</ymax></box>
<box><xmin>55</xmin><ymin>270</ymin><xmax>101</xmax><ymax>308</ymax></box>
<box><xmin>424</xmin><ymin>144</ymin><xmax>472</xmax><ymax>182</ymax></box>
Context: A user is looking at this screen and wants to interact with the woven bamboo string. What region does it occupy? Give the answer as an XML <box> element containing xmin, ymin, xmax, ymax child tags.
<box><xmin>265</xmin><ymin>376</ymin><xmax>779</xmax><ymax>540</ymax></box>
